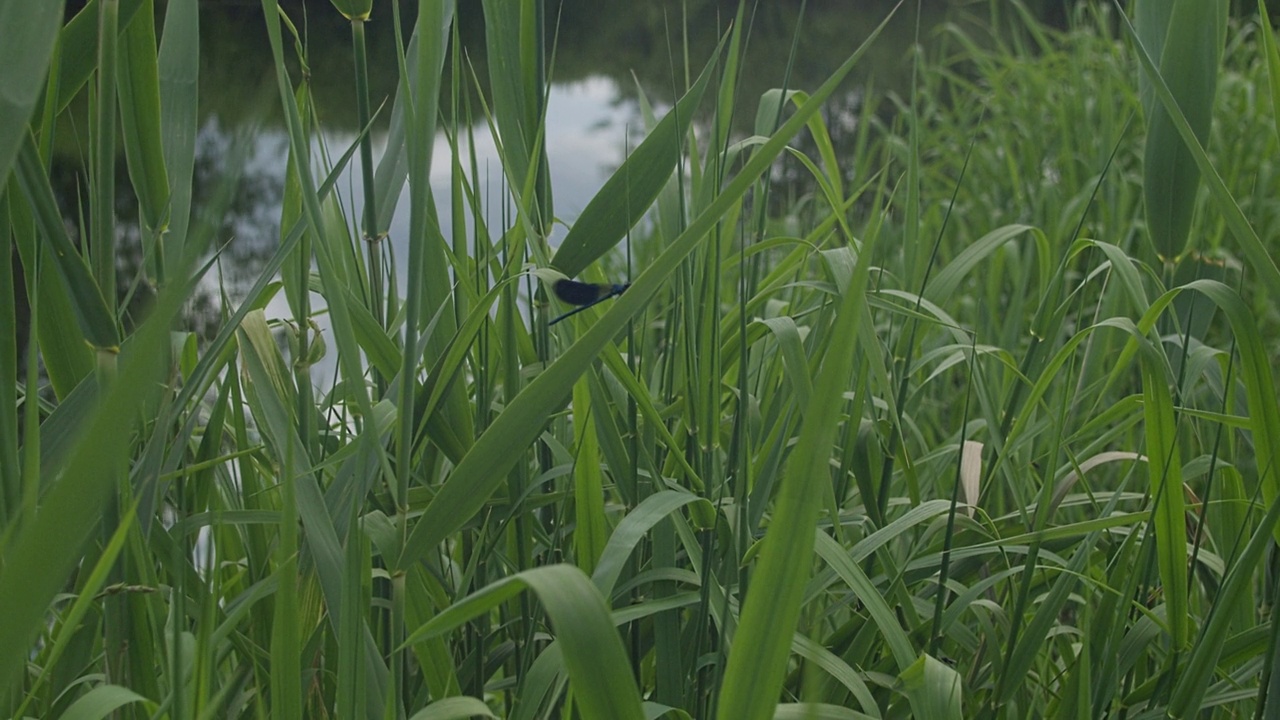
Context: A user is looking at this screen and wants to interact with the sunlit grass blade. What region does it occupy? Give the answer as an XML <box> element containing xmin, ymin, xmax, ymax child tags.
<box><xmin>994</xmin><ymin>524</ymin><xmax>1108</xmax><ymax>708</ymax></box>
<box><xmin>773</xmin><ymin>703</ymin><xmax>873</xmax><ymax>720</ymax></box>
<box><xmin>1173</xmin><ymin>281</ymin><xmax>1280</xmax><ymax>538</ymax></box>
<box><xmin>269</xmin><ymin>448</ymin><xmax>302</xmax><ymax>720</ymax></box>
<box><xmin>0</xmin><ymin>195</ymin><xmax>14</xmax><ymax>507</ymax></box>
<box><xmin>758</xmin><ymin>317</ymin><xmax>813</xmax><ymax>411</ymax></box>
<box><xmin>10</xmin><ymin>500</ymin><xmax>140</xmax><ymax>719</ymax></box>
<box><xmin>236</xmin><ymin>308</ymin><xmax>388</xmax><ymax>718</ymax></box>
<box><xmin>923</xmin><ymin>225</ymin><xmax>1042</xmax><ymax>305</ymax></box>
<box><xmin>169</xmin><ymin>133</ymin><xmax>364</xmax><ymax>417</ymax></box>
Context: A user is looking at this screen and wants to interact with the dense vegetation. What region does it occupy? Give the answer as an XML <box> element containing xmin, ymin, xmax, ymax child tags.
<box><xmin>3</xmin><ymin>0</ymin><xmax>1280</xmax><ymax>718</ymax></box>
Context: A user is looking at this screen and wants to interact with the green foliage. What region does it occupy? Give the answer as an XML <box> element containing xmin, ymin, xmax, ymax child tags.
<box><xmin>5</xmin><ymin>1</ymin><xmax>1280</xmax><ymax>718</ymax></box>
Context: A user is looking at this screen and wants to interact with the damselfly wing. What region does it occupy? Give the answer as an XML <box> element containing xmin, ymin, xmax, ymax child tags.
<box><xmin>549</xmin><ymin>279</ymin><xmax>630</xmax><ymax>325</ymax></box>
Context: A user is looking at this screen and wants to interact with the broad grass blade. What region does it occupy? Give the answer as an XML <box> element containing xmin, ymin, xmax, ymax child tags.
<box><xmin>0</xmin><ymin>1</ymin><xmax>62</xmax><ymax>181</ymax></box>
<box><xmin>1139</xmin><ymin>342</ymin><xmax>1188</xmax><ymax>649</ymax></box>
<box><xmin>404</xmin><ymin>565</ymin><xmax>646</xmax><ymax>720</ymax></box>
<box><xmin>551</xmin><ymin>42</ymin><xmax>720</xmax><ymax>277</ymax></box>
<box><xmin>896</xmin><ymin>654</ymin><xmax>962</xmax><ymax>720</ymax></box>
<box><xmin>53</xmin><ymin>0</ymin><xmax>146</xmax><ymax>113</ymax></box>
<box><xmin>117</xmin><ymin>0</ymin><xmax>170</xmax><ymax>235</ymax></box>
<box><xmin>13</xmin><ymin>139</ymin><xmax>119</xmax><ymax>351</ymax></box>
<box><xmin>157</xmin><ymin>0</ymin><xmax>200</xmax><ymax>254</ymax></box>
<box><xmin>1119</xmin><ymin>4</ymin><xmax>1280</xmax><ymax>298</ymax></box>
<box><xmin>1133</xmin><ymin>0</ymin><xmax>1226</xmax><ymax>260</ymax></box>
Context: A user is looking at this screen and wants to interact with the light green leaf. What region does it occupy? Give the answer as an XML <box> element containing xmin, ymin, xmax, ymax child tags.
<box><xmin>406</xmin><ymin>696</ymin><xmax>497</xmax><ymax>720</ymax></box>
<box><xmin>56</xmin><ymin>685</ymin><xmax>154</xmax><ymax>720</ymax></box>
<box><xmin>405</xmin><ymin>565</ymin><xmax>645</xmax><ymax>720</ymax></box>
<box><xmin>593</xmin><ymin>490</ymin><xmax>709</xmax><ymax>598</ymax></box>
<box><xmin>896</xmin><ymin>654</ymin><xmax>962</xmax><ymax>720</ymax></box>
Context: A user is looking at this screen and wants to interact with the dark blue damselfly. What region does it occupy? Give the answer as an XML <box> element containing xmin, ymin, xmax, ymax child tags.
<box><xmin>549</xmin><ymin>279</ymin><xmax>630</xmax><ymax>325</ymax></box>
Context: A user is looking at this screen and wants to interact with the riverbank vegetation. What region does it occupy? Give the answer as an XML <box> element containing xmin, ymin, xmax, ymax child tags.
<box><xmin>2</xmin><ymin>0</ymin><xmax>1279</xmax><ymax>718</ymax></box>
